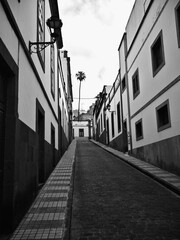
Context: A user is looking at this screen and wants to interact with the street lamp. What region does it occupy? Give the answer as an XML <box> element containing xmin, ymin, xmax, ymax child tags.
<box><xmin>29</xmin><ymin>16</ymin><xmax>63</xmax><ymax>53</ymax></box>
<box><xmin>107</xmin><ymin>104</ymin><xmax>116</xmax><ymax>114</ymax></box>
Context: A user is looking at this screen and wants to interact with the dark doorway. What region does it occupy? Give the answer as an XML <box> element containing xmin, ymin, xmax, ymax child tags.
<box><xmin>106</xmin><ymin>119</ymin><xmax>109</xmax><ymax>145</ymax></box>
<box><xmin>0</xmin><ymin>65</ymin><xmax>7</xmax><ymax>226</ymax></box>
<box><xmin>51</xmin><ymin>124</ymin><xmax>55</xmax><ymax>167</ymax></box>
<box><xmin>79</xmin><ymin>129</ymin><xmax>84</xmax><ymax>137</ymax></box>
<box><xmin>0</xmin><ymin>39</ymin><xmax>18</xmax><ymax>233</ymax></box>
<box><xmin>36</xmin><ymin>102</ymin><xmax>45</xmax><ymax>185</ymax></box>
<box><xmin>123</xmin><ymin>119</ymin><xmax>128</xmax><ymax>152</ymax></box>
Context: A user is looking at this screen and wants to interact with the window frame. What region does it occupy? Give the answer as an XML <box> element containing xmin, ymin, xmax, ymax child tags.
<box><xmin>121</xmin><ymin>76</ymin><xmax>126</xmax><ymax>93</ymax></box>
<box><xmin>135</xmin><ymin>118</ymin><xmax>143</xmax><ymax>141</ymax></box>
<box><xmin>156</xmin><ymin>99</ymin><xmax>171</xmax><ymax>132</ymax></box>
<box><xmin>151</xmin><ymin>30</ymin><xmax>165</xmax><ymax>77</ymax></box>
<box><xmin>175</xmin><ymin>1</ymin><xmax>180</xmax><ymax>48</ymax></box>
<box><xmin>37</xmin><ymin>0</ymin><xmax>45</xmax><ymax>71</ymax></box>
<box><xmin>132</xmin><ymin>68</ymin><xmax>140</xmax><ymax>99</ymax></box>
<box><xmin>50</xmin><ymin>42</ymin><xmax>55</xmax><ymax>99</ymax></box>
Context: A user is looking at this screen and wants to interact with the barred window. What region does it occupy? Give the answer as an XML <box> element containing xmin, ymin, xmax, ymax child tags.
<box><xmin>51</xmin><ymin>43</ymin><xmax>55</xmax><ymax>99</ymax></box>
<box><xmin>132</xmin><ymin>69</ymin><xmax>140</xmax><ymax>99</ymax></box>
<box><xmin>151</xmin><ymin>31</ymin><xmax>165</xmax><ymax>77</ymax></box>
<box><xmin>37</xmin><ymin>0</ymin><xmax>45</xmax><ymax>68</ymax></box>
<box><xmin>156</xmin><ymin>100</ymin><xmax>171</xmax><ymax>132</ymax></box>
<box><xmin>135</xmin><ymin>119</ymin><xmax>143</xmax><ymax>141</ymax></box>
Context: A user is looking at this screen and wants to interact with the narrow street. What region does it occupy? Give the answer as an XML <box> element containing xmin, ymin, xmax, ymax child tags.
<box><xmin>69</xmin><ymin>139</ymin><xmax>180</xmax><ymax>240</ymax></box>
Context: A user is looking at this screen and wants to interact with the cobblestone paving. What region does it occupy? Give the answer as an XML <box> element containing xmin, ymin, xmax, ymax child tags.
<box><xmin>70</xmin><ymin>139</ymin><xmax>180</xmax><ymax>240</ymax></box>
<box><xmin>91</xmin><ymin>140</ymin><xmax>180</xmax><ymax>195</ymax></box>
<box><xmin>9</xmin><ymin>140</ymin><xmax>76</xmax><ymax>240</ymax></box>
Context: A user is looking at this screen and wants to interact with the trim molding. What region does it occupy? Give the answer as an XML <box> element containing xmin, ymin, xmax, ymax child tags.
<box><xmin>131</xmin><ymin>75</ymin><xmax>180</xmax><ymax>119</ymax></box>
<box><xmin>1</xmin><ymin>0</ymin><xmax>58</xmax><ymax>122</ymax></box>
<box><xmin>127</xmin><ymin>0</ymin><xmax>169</xmax><ymax>73</ymax></box>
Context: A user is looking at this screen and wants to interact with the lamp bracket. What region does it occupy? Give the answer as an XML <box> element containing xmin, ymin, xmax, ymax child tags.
<box><xmin>29</xmin><ymin>38</ymin><xmax>56</xmax><ymax>54</ymax></box>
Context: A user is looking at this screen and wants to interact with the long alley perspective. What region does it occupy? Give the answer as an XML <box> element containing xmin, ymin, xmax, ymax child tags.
<box><xmin>6</xmin><ymin>138</ymin><xmax>180</xmax><ymax>240</ymax></box>
<box><xmin>1</xmin><ymin>0</ymin><xmax>180</xmax><ymax>239</ymax></box>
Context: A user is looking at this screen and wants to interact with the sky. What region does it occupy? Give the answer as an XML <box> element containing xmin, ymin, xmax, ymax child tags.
<box><xmin>59</xmin><ymin>0</ymin><xmax>135</xmax><ymax>111</ymax></box>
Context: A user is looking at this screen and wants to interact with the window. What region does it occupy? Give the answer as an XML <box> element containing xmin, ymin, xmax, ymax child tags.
<box><xmin>156</xmin><ymin>99</ymin><xmax>171</xmax><ymax>132</ymax></box>
<box><xmin>117</xmin><ymin>102</ymin><xmax>121</xmax><ymax>133</ymax></box>
<box><xmin>132</xmin><ymin>69</ymin><xmax>140</xmax><ymax>99</ymax></box>
<box><xmin>51</xmin><ymin>43</ymin><xmax>55</xmax><ymax>99</ymax></box>
<box><xmin>111</xmin><ymin>112</ymin><xmax>114</xmax><ymax>138</ymax></box>
<box><xmin>37</xmin><ymin>0</ymin><xmax>45</xmax><ymax>69</ymax></box>
<box><xmin>151</xmin><ymin>30</ymin><xmax>165</xmax><ymax>76</ymax></box>
<box><xmin>175</xmin><ymin>1</ymin><xmax>180</xmax><ymax>47</ymax></box>
<box><xmin>121</xmin><ymin>76</ymin><xmax>126</xmax><ymax>92</ymax></box>
<box><xmin>135</xmin><ymin>119</ymin><xmax>143</xmax><ymax>141</ymax></box>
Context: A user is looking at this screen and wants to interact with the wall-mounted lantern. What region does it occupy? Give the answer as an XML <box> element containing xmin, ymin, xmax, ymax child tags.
<box><xmin>106</xmin><ymin>104</ymin><xmax>116</xmax><ymax>114</ymax></box>
<box><xmin>29</xmin><ymin>16</ymin><xmax>63</xmax><ymax>54</ymax></box>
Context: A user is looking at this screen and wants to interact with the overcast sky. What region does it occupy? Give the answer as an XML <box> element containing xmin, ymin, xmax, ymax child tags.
<box><xmin>59</xmin><ymin>0</ymin><xmax>135</xmax><ymax>111</ymax></box>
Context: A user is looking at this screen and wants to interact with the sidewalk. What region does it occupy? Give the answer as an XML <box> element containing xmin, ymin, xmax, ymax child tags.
<box><xmin>91</xmin><ymin>139</ymin><xmax>180</xmax><ymax>195</ymax></box>
<box><xmin>9</xmin><ymin>139</ymin><xmax>76</xmax><ymax>240</ymax></box>
<box><xmin>7</xmin><ymin>138</ymin><xmax>180</xmax><ymax>239</ymax></box>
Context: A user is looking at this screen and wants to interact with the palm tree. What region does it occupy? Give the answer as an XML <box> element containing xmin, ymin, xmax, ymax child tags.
<box><xmin>75</xmin><ymin>71</ymin><xmax>86</xmax><ymax>120</ymax></box>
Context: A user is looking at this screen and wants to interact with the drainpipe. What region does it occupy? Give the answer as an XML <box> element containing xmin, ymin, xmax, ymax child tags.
<box><xmin>124</xmin><ymin>33</ymin><xmax>132</xmax><ymax>153</ymax></box>
<box><xmin>103</xmin><ymin>88</ymin><xmax>107</xmax><ymax>145</ymax></box>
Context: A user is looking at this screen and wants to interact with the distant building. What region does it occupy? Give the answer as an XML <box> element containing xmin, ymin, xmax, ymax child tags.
<box><xmin>93</xmin><ymin>0</ymin><xmax>180</xmax><ymax>177</ymax></box>
<box><xmin>72</xmin><ymin>104</ymin><xmax>94</xmax><ymax>138</ymax></box>
<box><xmin>0</xmin><ymin>0</ymin><xmax>73</xmax><ymax>233</ymax></box>
<box><xmin>73</xmin><ymin>120</ymin><xmax>92</xmax><ymax>139</ymax></box>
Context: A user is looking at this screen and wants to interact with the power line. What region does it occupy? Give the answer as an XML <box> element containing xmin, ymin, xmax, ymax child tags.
<box><xmin>73</xmin><ymin>97</ymin><xmax>95</xmax><ymax>99</ymax></box>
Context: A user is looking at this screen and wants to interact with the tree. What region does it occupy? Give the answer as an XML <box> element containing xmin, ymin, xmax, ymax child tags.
<box><xmin>75</xmin><ymin>71</ymin><xmax>86</xmax><ymax>120</ymax></box>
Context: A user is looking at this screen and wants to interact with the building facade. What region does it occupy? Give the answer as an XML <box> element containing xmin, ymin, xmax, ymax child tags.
<box><xmin>93</xmin><ymin>0</ymin><xmax>180</xmax><ymax>177</ymax></box>
<box><xmin>58</xmin><ymin>50</ymin><xmax>73</xmax><ymax>154</ymax></box>
<box><xmin>0</xmin><ymin>0</ymin><xmax>73</xmax><ymax>233</ymax></box>
<box><xmin>123</xmin><ymin>0</ymin><xmax>180</xmax><ymax>176</ymax></box>
<box><xmin>73</xmin><ymin>120</ymin><xmax>92</xmax><ymax>139</ymax></box>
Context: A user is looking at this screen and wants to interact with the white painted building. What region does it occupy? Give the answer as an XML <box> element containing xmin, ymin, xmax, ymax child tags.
<box><xmin>94</xmin><ymin>0</ymin><xmax>180</xmax><ymax>177</ymax></box>
<box><xmin>93</xmin><ymin>79</ymin><xmax>128</xmax><ymax>152</ymax></box>
<box><xmin>58</xmin><ymin>50</ymin><xmax>73</xmax><ymax>152</ymax></box>
<box><xmin>121</xmin><ymin>0</ymin><xmax>180</xmax><ymax>176</ymax></box>
<box><xmin>93</xmin><ymin>85</ymin><xmax>111</xmax><ymax>144</ymax></box>
<box><xmin>73</xmin><ymin>120</ymin><xmax>92</xmax><ymax>138</ymax></box>
<box><xmin>0</xmin><ymin>0</ymin><xmax>73</xmax><ymax>233</ymax></box>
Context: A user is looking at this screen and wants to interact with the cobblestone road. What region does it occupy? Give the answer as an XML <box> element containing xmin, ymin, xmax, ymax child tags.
<box><xmin>69</xmin><ymin>139</ymin><xmax>180</xmax><ymax>240</ymax></box>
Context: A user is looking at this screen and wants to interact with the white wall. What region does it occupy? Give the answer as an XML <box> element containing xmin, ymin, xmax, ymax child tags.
<box><xmin>1</xmin><ymin>1</ymin><xmax>60</xmax><ymax>149</ymax></box>
<box><xmin>59</xmin><ymin>51</ymin><xmax>69</xmax><ymax>140</ymax></box>
<box><xmin>73</xmin><ymin>121</ymin><xmax>90</xmax><ymax>138</ymax></box>
<box><xmin>127</xmin><ymin>0</ymin><xmax>180</xmax><ymax>149</ymax></box>
<box><xmin>106</xmin><ymin>84</ymin><xmax>121</xmax><ymax>142</ymax></box>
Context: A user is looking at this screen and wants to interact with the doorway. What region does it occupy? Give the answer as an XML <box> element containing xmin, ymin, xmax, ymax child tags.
<box><xmin>36</xmin><ymin>102</ymin><xmax>45</xmax><ymax>185</ymax></box>
<box><xmin>51</xmin><ymin>124</ymin><xmax>55</xmax><ymax>167</ymax></box>
<box><xmin>123</xmin><ymin>119</ymin><xmax>128</xmax><ymax>152</ymax></box>
<box><xmin>79</xmin><ymin>128</ymin><xmax>84</xmax><ymax>137</ymax></box>
<box><xmin>0</xmin><ymin>39</ymin><xmax>18</xmax><ymax>232</ymax></box>
<box><xmin>106</xmin><ymin>119</ymin><xmax>109</xmax><ymax>145</ymax></box>
<box><xmin>0</xmin><ymin>66</ymin><xmax>7</xmax><ymax>222</ymax></box>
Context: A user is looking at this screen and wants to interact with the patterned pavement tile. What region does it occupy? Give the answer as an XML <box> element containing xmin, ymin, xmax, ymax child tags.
<box><xmin>9</xmin><ymin>140</ymin><xmax>76</xmax><ymax>240</ymax></box>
